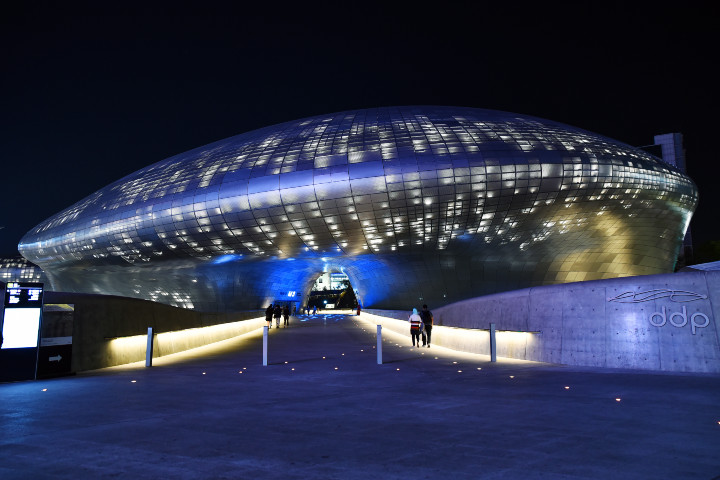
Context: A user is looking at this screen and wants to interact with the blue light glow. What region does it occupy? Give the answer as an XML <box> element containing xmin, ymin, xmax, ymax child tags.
<box><xmin>211</xmin><ymin>254</ymin><xmax>243</xmax><ymax>265</ymax></box>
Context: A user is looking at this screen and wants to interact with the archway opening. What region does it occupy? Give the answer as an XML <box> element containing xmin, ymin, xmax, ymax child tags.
<box><xmin>307</xmin><ymin>271</ymin><xmax>357</xmax><ymax>312</ymax></box>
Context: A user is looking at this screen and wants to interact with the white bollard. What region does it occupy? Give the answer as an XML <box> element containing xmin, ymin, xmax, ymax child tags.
<box><xmin>263</xmin><ymin>326</ymin><xmax>268</xmax><ymax>366</ymax></box>
<box><xmin>377</xmin><ymin>325</ymin><xmax>382</xmax><ymax>365</ymax></box>
<box><xmin>490</xmin><ymin>323</ymin><xmax>497</xmax><ymax>362</ymax></box>
<box><xmin>145</xmin><ymin>327</ymin><xmax>154</xmax><ymax>367</ymax></box>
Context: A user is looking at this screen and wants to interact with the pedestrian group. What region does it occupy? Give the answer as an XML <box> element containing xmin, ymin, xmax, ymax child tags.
<box><xmin>408</xmin><ymin>304</ymin><xmax>433</xmax><ymax>347</ymax></box>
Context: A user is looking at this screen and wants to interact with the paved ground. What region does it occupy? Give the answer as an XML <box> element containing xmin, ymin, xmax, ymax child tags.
<box><xmin>2</xmin><ymin>312</ymin><xmax>720</xmax><ymax>479</ymax></box>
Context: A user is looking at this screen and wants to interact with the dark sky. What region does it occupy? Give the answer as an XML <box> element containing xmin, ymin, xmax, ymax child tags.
<box><xmin>1</xmin><ymin>2</ymin><xmax>718</xmax><ymax>256</ymax></box>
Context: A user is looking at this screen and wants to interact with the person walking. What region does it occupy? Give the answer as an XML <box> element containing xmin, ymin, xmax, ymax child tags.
<box><xmin>312</xmin><ymin>304</ymin><xmax>317</xmax><ymax>314</ymax></box>
<box><xmin>408</xmin><ymin>308</ymin><xmax>423</xmax><ymax>347</ymax></box>
<box><xmin>420</xmin><ymin>304</ymin><xmax>434</xmax><ymax>347</ymax></box>
<box><xmin>283</xmin><ymin>305</ymin><xmax>290</xmax><ymax>327</ymax></box>
<box><xmin>265</xmin><ymin>304</ymin><xmax>274</xmax><ymax>329</ymax></box>
<box><xmin>273</xmin><ymin>304</ymin><xmax>282</xmax><ymax>328</ymax></box>
<box><xmin>356</xmin><ymin>302</ymin><xmax>361</xmax><ymax>316</ymax></box>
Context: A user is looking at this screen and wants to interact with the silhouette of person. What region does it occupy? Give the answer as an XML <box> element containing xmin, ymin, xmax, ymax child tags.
<box><xmin>273</xmin><ymin>304</ymin><xmax>282</xmax><ymax>328</ymax></box>
<box><xmin>265</xmin><ymin>304</ymin><xmax>273</xmax><ymax>329</ymax></box>
<box><xmin>420</xmin><ymin>304</ymin><xmax>433</xmax><ymax>347</ymax></box>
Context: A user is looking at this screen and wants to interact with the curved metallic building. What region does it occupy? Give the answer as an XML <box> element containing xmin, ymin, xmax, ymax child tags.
<box><xmin>0</xmin><ymin>256</ymin><xmax>49</xmax><ymax>285</ymax></box>
<box><xmin>19</xmin><ymin>106</ymin><xmax>698</xmax><ymax>311</ymax></box>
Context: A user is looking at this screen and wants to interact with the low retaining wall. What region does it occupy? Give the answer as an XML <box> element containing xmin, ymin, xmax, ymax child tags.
<box><xmin>43</xmin><ymin>292</ymin><xmax>263</xmax><ymax>371</ymax></box>
<box><xmin>362</xmin><ymin>310</ymin><xmax>535</xmax><ymax>359</ymax></box>
<box><xmin>368</xmin><ymin>271</ymin><xmax>720</xmax><ymax>373</ymax></box>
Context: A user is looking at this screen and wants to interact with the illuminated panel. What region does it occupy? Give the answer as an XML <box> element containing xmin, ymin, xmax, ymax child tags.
<box><xmin>1</xmin><ymin>282</ymin><xmax>45</xmax><ymax>381</ymax></box>
<box><xmin>1</xmin><ymin>308</ymin><xmax>41</xmax><ymax>349</ymax></box>
<box><xmin>2</xmin><ymin>282</ymin><xmax>45</xmax><ymax>350</ymax></box>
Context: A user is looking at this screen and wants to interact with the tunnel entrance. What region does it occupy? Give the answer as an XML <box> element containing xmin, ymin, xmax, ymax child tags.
<box><xmin>307</xmin><ymin>271</ymin><xmax>357</xmax><ymax>312</ymax></box>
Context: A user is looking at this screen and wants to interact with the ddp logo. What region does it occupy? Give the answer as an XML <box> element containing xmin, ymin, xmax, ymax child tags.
<box><xmin>607</xmin><ymin>289</ymin><xmax>711</xmax><ymax>335</ymax></box>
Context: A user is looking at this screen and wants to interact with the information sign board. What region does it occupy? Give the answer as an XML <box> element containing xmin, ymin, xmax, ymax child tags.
<box><xmin>1</xmin><ymin>282</ymin><xmax>44</xmax><ymax>382</ymax></box>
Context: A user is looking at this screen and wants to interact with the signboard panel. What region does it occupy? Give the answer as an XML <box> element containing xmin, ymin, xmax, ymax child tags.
<box><xmin>1</xmin><ymin>282</ymin><xmax>44</xmax><ymax>382</ymax></box>
<box><xmin>1</xmin><ymin>308</ymin><xmax>42</xmax><ymax>348</ymax></box>
<box><xmin>37</xmin><ymin>304</ymin><xmax>74</xmax><ymax>378</ymax></box>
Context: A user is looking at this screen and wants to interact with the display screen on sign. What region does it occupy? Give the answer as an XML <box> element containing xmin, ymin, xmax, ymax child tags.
<box><xmin>5</xmin><ymin>282</ymin><xmax>44</xmax><ymax>307</ymax></box>
<box><xmin>1</xmin><ymin>308</ymin><xmax>42</xmax><ymax>349</ymax></box>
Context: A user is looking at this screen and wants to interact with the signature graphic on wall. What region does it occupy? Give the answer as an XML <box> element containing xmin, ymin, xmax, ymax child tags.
<box><xmin>607</xmin><ymin>289</ymin><xmax>707</xmax><ymax>303</ymax></box>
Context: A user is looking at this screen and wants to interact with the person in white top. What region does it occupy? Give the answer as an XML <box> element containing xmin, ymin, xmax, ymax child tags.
<box><xmin>408</xmin><ymin>308</ymin><xmax>424</xmax><ymax>347</ymax></box>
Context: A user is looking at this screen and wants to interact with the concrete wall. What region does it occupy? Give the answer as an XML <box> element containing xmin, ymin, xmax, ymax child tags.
<box><xmin>369</xmin><ymin>271</ymin><xmax>720</xmax><ymax>373</ymax></box>
<box><xmin>43</xmin><ymin>292</ymin><xmax>264</xmax><ymax>372</ymax></box>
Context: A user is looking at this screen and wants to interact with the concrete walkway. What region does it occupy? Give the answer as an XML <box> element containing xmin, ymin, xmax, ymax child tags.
<box><xmin>2</xmin><ymin>312</ymin><xmax>719</xmax><ymax>479</ymax></box>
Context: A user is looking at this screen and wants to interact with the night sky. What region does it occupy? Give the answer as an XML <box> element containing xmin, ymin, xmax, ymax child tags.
<box><xmin>1</xmin><ymin>2</ymin><xmax>717</xmax><ymax>257</ymax></box>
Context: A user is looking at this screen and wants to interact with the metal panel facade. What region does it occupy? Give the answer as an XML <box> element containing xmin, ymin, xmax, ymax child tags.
<box><xmin>19</xmin><ymin>107</ymin><xmax>698</xmax><ymax>312</ymax></box>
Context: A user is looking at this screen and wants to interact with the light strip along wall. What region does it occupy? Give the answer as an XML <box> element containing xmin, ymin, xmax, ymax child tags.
<box><xmin>358</xmin><ymin>311</ymin><xmax>537</xmax><ymax>360</ymax></box>
<box><xmin>107</xmin><ymin>317</ymin><xmax>266</xmax><ymax>366</ymax></box>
